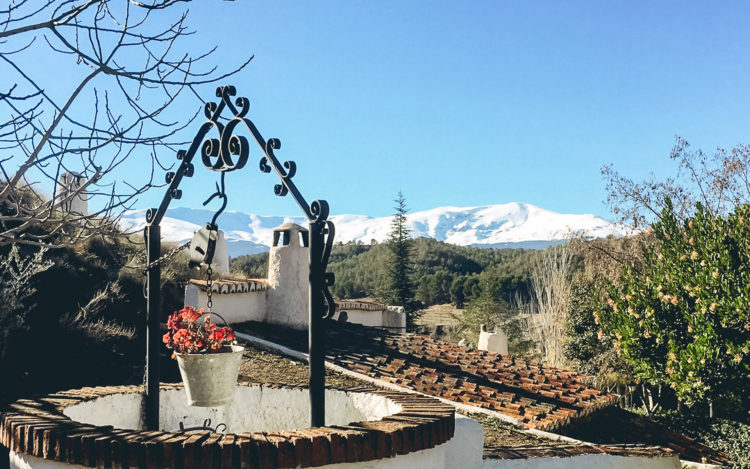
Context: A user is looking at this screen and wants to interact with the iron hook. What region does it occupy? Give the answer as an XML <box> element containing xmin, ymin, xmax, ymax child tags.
<box><xmin>203</xmin><ymin>172</ymin><xmax>228</xmax><ymax>226</ymax></box>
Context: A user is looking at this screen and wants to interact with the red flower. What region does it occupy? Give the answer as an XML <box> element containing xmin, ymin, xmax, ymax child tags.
<box><xmin>163</xmin><ymin>306</ymin><xmax>236</xmax><ymax>357</ymax></box>
<box><xmin>179</xmin><ymin>306</ymin><xmax>201</xmax><ymax>323</ymax></box>
<box><xmin>173</xmin><ymin>329</ymin><xmax>188</xmax><ymax>344</ymax></box>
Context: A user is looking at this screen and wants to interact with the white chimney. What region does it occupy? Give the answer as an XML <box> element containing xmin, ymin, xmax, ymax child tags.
<box><xmin>478</xmin><ymin>324</ymin><xmax>509</xmax><ymax>355</ymax></box>
<box><xmin>59</xmin><ymin>171</ymin><xmax>88</xmax><ymax>217</ymax></box>
<box><xmin>266</xmin><ymin>223</ymin><xmax>309</xmax><ymax>330</ymax></box>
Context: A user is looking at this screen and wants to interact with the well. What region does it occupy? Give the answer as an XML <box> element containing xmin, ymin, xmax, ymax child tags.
<box><xmin>2</xmin><ymin>383</ymin><xmax>458</xmax><ymax>469</ymax></box>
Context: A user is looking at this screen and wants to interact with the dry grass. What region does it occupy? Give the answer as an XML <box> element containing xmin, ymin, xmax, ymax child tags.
<box><xmin>415</xmin><ymin>303</ymin><xmax>463</xmax><ymax>327</ymax></box>
<box><xmin>238</xmin><ymin>343</ymin><xmax>374</xmax><ymax>390</ymax></box>
<box><xmin>463</xmin><ymin>412</ymin><xmax>569</xmax><ymax>447</ymax></box>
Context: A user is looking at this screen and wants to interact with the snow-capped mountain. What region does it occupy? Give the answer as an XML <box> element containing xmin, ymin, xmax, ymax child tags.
<box><xmin>118</xmin><ymin>202</ymin><xmax>629</xmax><ymax>257</ymax></box>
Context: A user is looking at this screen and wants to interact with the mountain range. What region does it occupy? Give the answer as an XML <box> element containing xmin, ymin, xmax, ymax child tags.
<box><xmin>119</xmin><ymin>202</ymin><xmax>629</xmax><ymax>257</ymax></box>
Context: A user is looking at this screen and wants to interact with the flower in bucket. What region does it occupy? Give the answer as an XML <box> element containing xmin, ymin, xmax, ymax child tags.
<box><xmin>163</xmin><ymin>305</ymin><xmax>236</xmax><ymax>357</ymax></box>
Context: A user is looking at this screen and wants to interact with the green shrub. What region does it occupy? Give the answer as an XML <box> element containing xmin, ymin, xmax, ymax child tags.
<box><xmin>600</xmin><ymin>200</ymin><xmax>750</xmax><ymax>408</ymax></box>
<box><xmin>632</xmin><ymin>407</ymin><xmax>750</xmax><ymax>468</ymax></box>
<box><xmin>564</xmin><ymin>281</ymin><xmax>632</xmax><ymax>386</ymax></box>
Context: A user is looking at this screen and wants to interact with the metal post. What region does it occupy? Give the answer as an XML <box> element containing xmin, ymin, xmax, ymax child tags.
<box><xmin>309</xmin><ymin>220</ymin><xmax>325</xmax><ymax>427</ymax></box>
<box><xmin>145</xmin><ymin>223</ymin><xmax>161</xmax><ymax>431</ymax></box>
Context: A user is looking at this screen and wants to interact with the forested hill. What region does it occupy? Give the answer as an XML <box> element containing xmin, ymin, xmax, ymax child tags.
<box><xmin>230</xmin><ymin>238</ymin><xmax>552</xmax><ymax>307</ymax></box>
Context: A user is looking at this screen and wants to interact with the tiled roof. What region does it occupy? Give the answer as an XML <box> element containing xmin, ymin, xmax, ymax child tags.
<box><xmin>557</xmin><ymin>406</ymin><xmax>732</xmax><ymax>466</ymax></box>
<box><xmin>188</xmin><ymin>279</ymin><xmax>268</xmax><ymax>294</ymax></box>
<box><xmin>234</xmin><ymin>321</ymin><xmax>617</xmax><ymax>432</ymax></box>
<box><xmin>335</xmin><ymin>299</ymin><xmax>386</xmax><ymax>311</ymax></box>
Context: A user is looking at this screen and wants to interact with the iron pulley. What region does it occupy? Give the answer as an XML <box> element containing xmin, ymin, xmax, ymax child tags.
<box><xmin>188</xmin><ymin>171</ymin><xmax>229</xmax><ymax>269</ymax></box>
<box><xmin>188</xmin><ymin>223</ymin><xmax>219</xmax><ymax>269</ymax></box>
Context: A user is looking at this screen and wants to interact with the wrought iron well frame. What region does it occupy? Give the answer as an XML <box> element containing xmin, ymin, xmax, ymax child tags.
<box><xmin>143</xmin><ymin>85</ymin><xmax>335</xmax><ymax>430</ymax></box>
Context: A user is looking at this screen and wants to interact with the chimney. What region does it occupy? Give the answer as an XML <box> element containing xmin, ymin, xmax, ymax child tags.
<box><xmin>266</xmin><ymin>223</ymin><xmax>309</xmax><ymax>330</ymax></box>
<box><xmin>58</xmin><ymin>171</ymin><xmax>88</xmax><ymax>218</ymax></box>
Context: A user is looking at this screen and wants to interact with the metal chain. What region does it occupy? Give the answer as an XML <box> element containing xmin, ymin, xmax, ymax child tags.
<box><xmin>205</xmin><ymin>265</ymin><xmax>213</xmax><ymax>311</ymax></box>
<box><xmin>141</xmin><ymin>241</ymin><xmax>191</xmax><ymax>273</ymax></box>
<box><xmin>141</xmin><ymin>241</ymin><xmax>191</xmax><ymax>299</ymax></box>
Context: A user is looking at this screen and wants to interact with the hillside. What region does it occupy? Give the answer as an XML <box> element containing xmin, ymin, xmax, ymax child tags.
<box><xmin>231</xmin><ymin>238</ymin><xmax>550</xmax><ymax>307</ymax></box>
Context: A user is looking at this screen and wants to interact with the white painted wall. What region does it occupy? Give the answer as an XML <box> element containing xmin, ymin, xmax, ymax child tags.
<box><xmin>58</xmin><ymin>172</ymin><xmax>88</xmax><ymax>218</ymax></box>
<box><xmin>334</xmin><ymin>310</ymin><xmax>384</xmax><ymax>328</ymax></box>
<box><xmin>266</xmin><ymin>224</ymin><xmax>309</xmax><ymax>330</ymax></box>
<box><xmin>30</xmin><ymin>387</ymin><xmax>484</xmax><ymax>469</ymax></box>
<box><xmin>481</xmin><ymin>453</ymin><xmax>680</xmax><ymax>469</ymax></box>
<box><xmin>62</xmin><ymin>387</ymin><xmax>402</xmax><ymax>434</ymax></box>
<box><xmin>382</xmin><ymin>308</ymin><xmax>406</xmax><ymax>329</ymax></box>
<box><xmin>331</xmin><ymin>309</ymin><xmax>405</xmax><ymax>330</ymax></box>
<box><xmin>184</xmin><ymin>283</ymin><xmax>267</xmax><ymax>324</ymax></box>
<box><xmin>62</xmin><ymin>392</ymin><xmax>143</xmax><ymax>429</ymax></box>
<box><xmin>10</xmin><ymin>452</ymin><xmax>90</xmax><ymax>469</ymax></box>
<box><xmin>446</xmin><ymin>415</ymin><xmax>485</xmax><ymax>469</ymax></box>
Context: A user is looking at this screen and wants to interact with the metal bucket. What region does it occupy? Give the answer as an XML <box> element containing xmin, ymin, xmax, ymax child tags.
<box><xmin>175</xmin><ymin>345</ymin><xmax>244</xmax><ymax>407</ymax></box>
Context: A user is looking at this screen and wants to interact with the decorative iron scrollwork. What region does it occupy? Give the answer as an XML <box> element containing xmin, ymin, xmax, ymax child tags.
<box><xmin>145</xmin><ymin>207</ymin><xmax>157</xmax><ymax>224</ymax></box>
<box><xmin>177</xmin><ymin>418</ymin><xmax>227</xmax><ymax>434</ymax></box>
<box><xmin>197</xmin><ymin>87</ymin><xmax>249</xmax><ymax>172</ymax></box>
<box><xmin>321</xmin><ymin>219</ymin><xmax>336</xmax><ymax>319</ymax></box>
<box><xmin>152</xmin><ymin>85</ymin><xmax>336</xmax><ymax>314</ymax></box>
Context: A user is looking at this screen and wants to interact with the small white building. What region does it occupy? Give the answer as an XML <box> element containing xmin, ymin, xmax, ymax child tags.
<box><xmin>185</xmin><ymin>223</ymin><xmax>406</xmax><ymax>330</ymax></box>
<box><xmin>333</xmin><ymin>299</ymin><xmax>406</xmax><ymax>331</ymax></box>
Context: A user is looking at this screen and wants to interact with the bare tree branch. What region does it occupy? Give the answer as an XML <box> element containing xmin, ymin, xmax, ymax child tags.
<box><xmin>0</xmin><ymin>0</ymin><xmax>251</xmax><ymax>247</ymax></box>
<box><xmin>603</xmin><ymin>136</ymin><xmax>750</xmax><ymax>229</ymax></box>
<box><xmin>523</xmin><ymin>244</ymin><xmax>573</xmax><ymax>367</ymax></box>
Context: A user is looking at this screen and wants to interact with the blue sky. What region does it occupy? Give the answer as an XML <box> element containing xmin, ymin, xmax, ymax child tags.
<box><xmin>9</xmin><ymin>1</ymin><xmax>750</xmax><ymax>219</ymax></box>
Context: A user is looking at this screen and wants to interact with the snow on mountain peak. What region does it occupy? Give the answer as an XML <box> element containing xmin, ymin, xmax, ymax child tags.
<box><xmin>119</xmin><ymin>202</ymin><xmax>628</xmax><ymax>257</ymax></box>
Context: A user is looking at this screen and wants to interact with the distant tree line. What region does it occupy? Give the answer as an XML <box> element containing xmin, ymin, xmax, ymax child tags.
<box><xmin>230</xmin><ymin>237</ymin><xmax>541</xmax><ymax>308</ymax></box>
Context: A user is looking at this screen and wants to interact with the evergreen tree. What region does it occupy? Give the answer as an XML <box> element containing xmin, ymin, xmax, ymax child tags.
<box><xmin>383</xmin><ymin>192</ymin><xmax>420</xmax><ymax>328</ymax></box>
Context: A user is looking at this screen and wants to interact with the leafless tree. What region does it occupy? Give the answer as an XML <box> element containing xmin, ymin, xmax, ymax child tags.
<box><xmin>567</xmin><ymin>233</ymin><xmax>650</xmax><ymax>285</ymax></box>
<box><xmin>603</xmin><ymin>136</ymin><xmax>750</xmax><ymax>229</ymax></box>
<box><xmin>524</xmin><ymin>243</ymin><xmax>572</xmax><ymax>367</ymax></box>
<box><xmin>0</xmin><ymin>0</ymin><xmax>251</xmax><ymax>247</ymax></box>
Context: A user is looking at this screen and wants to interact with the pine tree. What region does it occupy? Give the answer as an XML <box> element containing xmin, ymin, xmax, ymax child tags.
<box><xmin>384</xmin><ymin>192</ymin><xmax>420</xmax><ymax>328</ymax></box>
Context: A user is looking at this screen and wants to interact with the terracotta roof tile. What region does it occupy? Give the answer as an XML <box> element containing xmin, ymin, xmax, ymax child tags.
<box><xmin>188</xmin><ymin>279</ymin><xmax>268</xmax><ymax>294</ymax></box>
<box><xmin>335</xmin><ymin>299</ymin><xmax>387</xmax><ymax>311</ymax></box>
<box><xmin>556</xmin><ymin>406</ymin><xmax>732</xmax><ymax>466</ymax></box>
<box><xmin>234</xmin><ymin>321</ymin><xmax>618</xmax><ymax>432</ymax></box>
